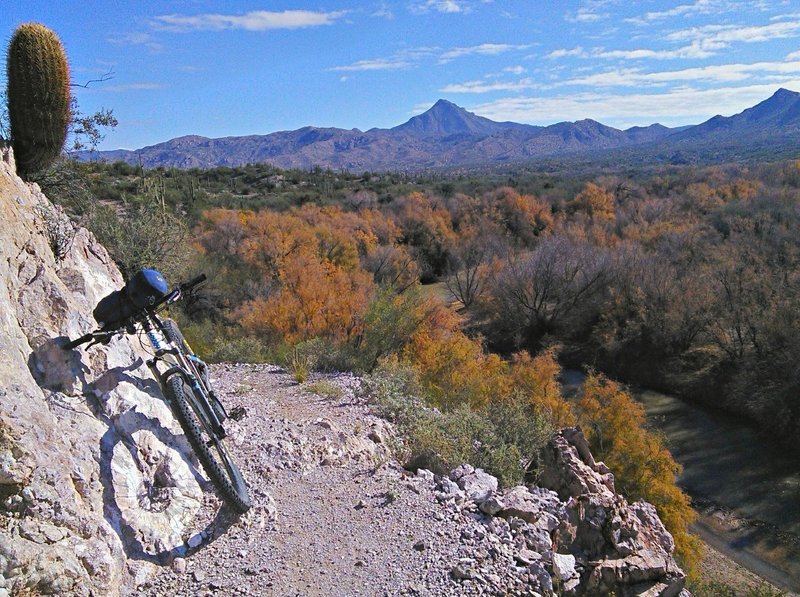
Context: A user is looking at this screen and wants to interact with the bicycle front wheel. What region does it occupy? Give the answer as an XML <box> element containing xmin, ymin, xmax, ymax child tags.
<box><xmin>165</xmin><ymin>375</ymin><xmax>251</xmax><ymax>513</ymax></box>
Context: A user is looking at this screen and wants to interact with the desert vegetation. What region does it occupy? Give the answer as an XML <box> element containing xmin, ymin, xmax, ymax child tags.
<box><xmin>31</xmin><ymin>143</ymin><xmax>800</xmax><ymax>585</ymax></box>
<box><xmin>53</xmin><ymin>157</ymin><xmax>800</xmax><ymax>574</ymax></box>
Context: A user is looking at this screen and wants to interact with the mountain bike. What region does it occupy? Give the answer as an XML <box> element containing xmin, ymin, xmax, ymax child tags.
<box><xmin>64</xmin><ymin>273</ymin><xmax>251</xmax><ymax>513</ymax></box>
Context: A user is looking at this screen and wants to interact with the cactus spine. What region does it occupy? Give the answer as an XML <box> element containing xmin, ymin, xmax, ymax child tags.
<box><xmin>7</xmin><ymin>23</ymin><xmax>71</xmax><ymax>178</ymax></box>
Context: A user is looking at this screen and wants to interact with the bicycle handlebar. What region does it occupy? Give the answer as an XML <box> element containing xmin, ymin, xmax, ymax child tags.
<box><xmin>63</xmin><ymin>273</ymin><xmax>208</xmax><ymax>350</ymax></box>
<box><xmin>63</xmin><ymin>332</ymin><xmax>98</xmax><ymax>350</ymax></box>
<box><xmin>181</xmin><ymin>273</ymin><xmax>207</xmax><ymax>292</ymax></box>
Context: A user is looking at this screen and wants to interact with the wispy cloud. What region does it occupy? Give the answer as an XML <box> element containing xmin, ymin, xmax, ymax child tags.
<box><xmin>567</xmin><ymin>6</ymin><xmax>609</xmax><ymax>23</ymax></box>
<box><xmin>331</xmin><ymin>58</ymin><xmax>412</xmax><ymax>72</ymax></box>
<box><xmin>332</xmin><ymin>42</ymin><xmax>522</xmax><ymax>74</ymax></box>
<box><xmin>439</xmin><ymin>43</ymin><xmax>531</xmax><ymax>63</ymax></box>
<box><xmin>442</xmin><ymin>59</ymin><xmax>800</xmax><ymax>96</ymax></box>
<box><xmin>626</xmin><ymin>0</ymin><xmax>736</xmax><ymax>25</ymax></box>
<box><xmin>471</xmin><ymin>82</ymin><xmax>800</xmax><ymax>128</ymax></box>
<box><xmin>564</xmin><ymin>61</ymin><xmax>800</xmax><ymax>87</ymax></box>
<box><xmin>547</xmin><ymin>47</ymin><xmax>587</xmax><ymax>59</ymax></box>
<box><xmin>107</xmin><ymin>32</ymin><xmax>164</xmax><ymax>52</ymax></box>
<box><xmin>151</xmin><ymin>10</ymin><xmax>346</xmax><ymax>32</ymax></box>
<box><xmin>372</xmin><ymin>3</ymin><xmax>395</xmax><ymax>19</ymax></box>
<box><xmin>102</xmin><ymin>82</ymin><xmax>165</xmax><ymax>93</ymax></box>
<box><xmin>441</xmin><ymin>78</ymin><xmax>537</xmax><ymax>93</ymax></box>
<box><xmin>576</xmin><ymin>19</ymin><xmax>800</xmax><ymax>62</ymax></box>
<box><xmin>594</xmin><ymin>42</ymin><xmax>717</xmax><ymax>60</ymax></box>
<box><xmin>409</xmin><ymin>0</ymin><xmax>469</xmax><ymax>14</ymax></box>
<box><xmin>668</xmin><ymin>20</ymin><xmax>800</xmax><ymax>47</ymax></box>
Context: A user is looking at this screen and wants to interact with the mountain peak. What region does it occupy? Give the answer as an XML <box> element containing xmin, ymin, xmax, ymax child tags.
<box><xmin>392</xmin><ymin>99</ymin><xmax>516</xmax><ymax>138</ymax></box>
<box><xmin>430</xmin><ymin>98</ymin><xmax>460</xmax><ymax>110</ymax></box>
<box><xmin>739</xmin><ymin>87</ymin><xmax>800</xmax><ymax>126</ymax></box>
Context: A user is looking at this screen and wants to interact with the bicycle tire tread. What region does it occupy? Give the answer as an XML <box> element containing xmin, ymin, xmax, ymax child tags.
<box><xmin>165</xmin><ymin>375</ymin><xmax>251</xmax><ymax>513</ymax></box>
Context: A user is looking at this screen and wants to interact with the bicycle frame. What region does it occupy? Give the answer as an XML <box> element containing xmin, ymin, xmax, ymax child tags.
<box><xmin>140</xmin><ymin>313</ymin><xmax>226</xmax><ymax>439</ymax></box>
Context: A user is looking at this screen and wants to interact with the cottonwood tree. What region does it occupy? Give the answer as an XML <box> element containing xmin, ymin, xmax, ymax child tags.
<box><xmin>486</xmin><ymin>235</ymin><xmax>611</xmax><ymax>348</ymax></box>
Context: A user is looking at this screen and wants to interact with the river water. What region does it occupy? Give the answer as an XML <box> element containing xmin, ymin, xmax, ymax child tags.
<box><xmin>635</xmin><ymin>388</ymin><xmax>800</xmax><ymax>537</ymax></box>
<box><xmin>561</xmin><ymin>370</ymin><xmax>800</xmax><ymax>587</ymax></box>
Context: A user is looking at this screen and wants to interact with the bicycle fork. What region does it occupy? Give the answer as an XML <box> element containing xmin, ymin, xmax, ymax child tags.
<box><xmin>141</xmin><ymin>320</ymin><xmax>228</xmax><ymax>440</ymax></box>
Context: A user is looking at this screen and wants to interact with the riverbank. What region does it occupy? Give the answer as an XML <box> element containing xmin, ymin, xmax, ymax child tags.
<box><xmin>693</xmin><ymin>509</ymin><xmax>799</xmax><ymax>595</ymax></box>
<box><xmin>561</xmin><ymin>369</ymin><xmax>800</xmax><ymax>593</ymax></box>
<box><xmin>696</xmin><ymin>533</ymin><xmax>798</xmax><ymax>596</ymax></box>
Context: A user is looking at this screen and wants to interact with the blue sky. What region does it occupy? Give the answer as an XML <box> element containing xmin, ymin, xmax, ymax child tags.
<box><xmin>3</xmin><ymin>1</ymin><xmax>800</xmax><ymax>150</ymax></box>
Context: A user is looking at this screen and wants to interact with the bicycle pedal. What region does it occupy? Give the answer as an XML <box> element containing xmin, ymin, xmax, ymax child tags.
<box><xmin>229</xmin><ymin>406</ymin><xmax>247</xmax><ymax>421</ymax></box>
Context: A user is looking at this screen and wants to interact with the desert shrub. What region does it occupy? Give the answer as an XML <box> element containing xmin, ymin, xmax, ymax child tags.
<box><xmin>689</xmin><ymin>580</ymin><xmax>787</xmax><ymax>597</ymax></box>
<box><xmin>348</xmin><ymin>284</ymin><xmax>428</xmax><ymax>372</ymax></box>
<box><xmin>304</xmin><ymin>380</ymin><xmax>343</xmax><ymax>399</ymax></box>
<box><xmin>365</xmin><ymin>364</ymin><xmax>550</xmax><ymax>486</ymax></box>
<box><xmin>174</xmin><ymin>316</ymin><xmax>268</xmax><ymax>364</ymax></box>
<box><xmin>88</xmin><ymin>196</ymin><xmax>190</xmax><ymax>281</ymax></box>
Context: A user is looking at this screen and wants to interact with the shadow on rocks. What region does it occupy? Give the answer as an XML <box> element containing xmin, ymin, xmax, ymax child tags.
<box><xmin>28</xmin><ymin>336</ymin><xmax>241</xmax><ymax>565</ymax></box>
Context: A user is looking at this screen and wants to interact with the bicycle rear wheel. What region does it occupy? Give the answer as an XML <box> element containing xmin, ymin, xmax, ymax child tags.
<box><xmin>165</xmin><ymin>374</ymin><xmax>251</xmax><ymax>513</ymax></box>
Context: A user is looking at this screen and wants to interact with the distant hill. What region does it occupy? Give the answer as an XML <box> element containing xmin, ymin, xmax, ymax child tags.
<box><xmin>82</xmin><ymin>88</ymin><xmax>800</xmax><ymax>171</ymax></box>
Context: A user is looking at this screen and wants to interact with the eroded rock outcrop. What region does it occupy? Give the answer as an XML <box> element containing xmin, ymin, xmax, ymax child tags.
<box><xmin>0</xmin><ymin>149</ymin><xmax>205</xmax><ymax>595</ymax></box>
<box><xmin>429</xmin><ymin>427</ymin><xmax>688</xmax><ymax>596</ymax></box>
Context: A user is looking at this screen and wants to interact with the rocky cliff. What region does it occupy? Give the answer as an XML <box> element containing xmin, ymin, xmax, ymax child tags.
<box><xmin>0</xmin><ymin>148</ymin><xmax>206</xmax><ymax>595</ymax></box>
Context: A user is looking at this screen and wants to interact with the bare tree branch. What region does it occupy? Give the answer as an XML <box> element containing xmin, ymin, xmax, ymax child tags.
<box><xmin>71</xmin><ymin>69</ymin><xmax>114</xmax><ymax>88</ymax></box>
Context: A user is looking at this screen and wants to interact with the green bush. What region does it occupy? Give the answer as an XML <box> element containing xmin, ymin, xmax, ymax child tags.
<box><xmin>365</xmin><ymin>365</ymin><xmax>553</xmax><ymax>486</ymax></box>
<box><xmin>174</xmin><ymin>316</ymin><xmax>269</xmax><ymax>364</ymax></box>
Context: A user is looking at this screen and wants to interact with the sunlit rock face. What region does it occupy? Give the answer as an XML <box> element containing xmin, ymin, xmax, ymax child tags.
<box><xmin>0</xmin><ymin>146</ymin><xmax>203</xmax><ymax>596</ymax></box>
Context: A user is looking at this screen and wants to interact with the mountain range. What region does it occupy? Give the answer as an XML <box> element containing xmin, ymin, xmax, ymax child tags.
<box><xmin>83</xmin><ymin>88</ymin><xmax>800</xmax><ymax>171</ymax></box>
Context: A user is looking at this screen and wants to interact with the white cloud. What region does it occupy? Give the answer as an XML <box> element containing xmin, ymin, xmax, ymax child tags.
<box><xmin>439</xmin><ymin>43</ymin><xmax>531</xmax><ymax>63</ymax></box>
<box><xmin>440</xmin><ymin>58</ymin><xmax>800</xmax><ymax>98</ymax></box>
<box><xmin>626</xmin><ymin>0</ymin><xmax>735</xmax><ymax>24</ymax></box>
<box><xmin>568</xmin><ymin>7</ymin><xmax>607</xmax><ymax>23</ymax></box>
<box><xmin>151</xmin><ymin>10</ymin><xmax>346</xmax><ymax>32</ymax></box>
<box><xmin>107</xmin><ymin>32</ymin><xmax>164</xmax><ymax>52</ymax></box>
<box><xmin>470</xmin><ymin>83</ymin><xmax>800</xmax><ymax>128</ymax></box>
<box><xmin>547</xmin><ymin>47</ymin><xmax>587</xmax><ymax>59</ymax></box>
<box><xmin>440</xmin><ymin>78</ymin><xmax>537</xmax><ymax>93</ymax></box>
<box><xmin>331</xmin><ymin>58</ymin><xmax>412</xmax><ymax>72</ymax></box>
<box><xmin>409</xmin><ymin>0</ymin><xmax>468</xmax><ymax>14</ymax></box>
<box><xmin>373</xmin><ymin>4</ymin><xmax>395</xmax><ymax>19</ymax></box>
<box><xmin>564</xmin><ymin>61</ymin><xmax>800</xmax><ymax>87</ymax></box>
<box><xmin>504</xmin><ymin>65</ymin><xmax>526</xmax><ymax>75</ymax></box>
<box><xmin>668</xmin><ymin>20</ymin><xmax>800</xmax><ymax>46</ymax></box>
<box><xmin>594</xmin><ymin>42</ymin><xmax>717</xmax><ymax>60</ymax></box>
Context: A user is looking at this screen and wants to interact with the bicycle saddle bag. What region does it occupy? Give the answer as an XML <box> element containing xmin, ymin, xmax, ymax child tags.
<box><xmin>92</xmin><ymin>289</ymin><xmax>138</xmax><ymax>329</ymax></box>
<box><xmin>92</xmin><ymin>269</ymin><xmax>168</xmax><ymax>329</ymax></box>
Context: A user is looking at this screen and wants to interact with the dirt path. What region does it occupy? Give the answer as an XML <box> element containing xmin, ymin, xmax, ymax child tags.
<box><xmin>141</xmin><ymin>364</ymin><xmax>504</xmax><ymax>597</ymax></box>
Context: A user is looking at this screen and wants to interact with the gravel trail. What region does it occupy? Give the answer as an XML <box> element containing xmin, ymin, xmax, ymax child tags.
<box><xmin>142</xmin><ymin>364</ymin><xmax>512</xmax><ymax>597</ymax></box>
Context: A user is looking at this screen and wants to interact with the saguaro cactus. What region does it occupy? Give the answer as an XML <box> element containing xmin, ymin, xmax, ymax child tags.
<box><xmin>7</xmin><ymin>23</ymin><xmax>71</xmax><ymax>178</ymax></box>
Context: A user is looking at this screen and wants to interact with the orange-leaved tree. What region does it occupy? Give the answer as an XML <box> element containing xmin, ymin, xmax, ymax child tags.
<box><xmin>576</xmin><ymin>373</ymin><xmax>702</xmax><ymax>574</ymax></box>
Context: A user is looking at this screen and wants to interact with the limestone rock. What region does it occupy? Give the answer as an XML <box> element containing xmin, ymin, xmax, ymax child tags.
<box><xmin>0</xmin><ymin>152</ymin><xmax>204</xmax><ymax>595</ymax></box>
<box><xmin>538</xmin><ymin>426</ymin><xmax>616</xmax><ymax>500</ymax></box>
<box><xmin>543</xmin><ymin>428</ymin><xmax>687</xmax><ymax>596</ymax></box>
<box><xmin>552</xmin><ymin>552</ymin><xmax>577</xmax><ymax>581</ymax></box>
<box><xmin>449</xmin><ymin>464</ymin><xmax>498</xmax><ymax>503</ymax></box>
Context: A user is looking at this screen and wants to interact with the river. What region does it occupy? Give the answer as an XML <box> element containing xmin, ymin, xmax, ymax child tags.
<box><xmin>562</xmin><ymin>371</ymin><xmax>800</xmax><ymax>591</ymax></box>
